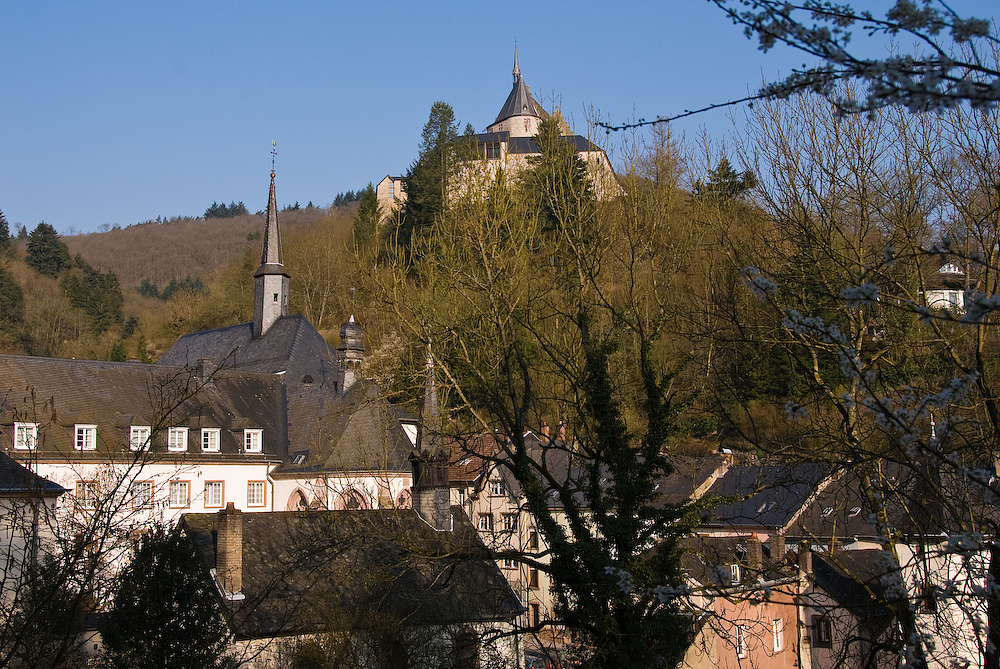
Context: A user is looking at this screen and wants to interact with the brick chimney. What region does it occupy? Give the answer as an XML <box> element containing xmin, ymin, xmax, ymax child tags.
<box><xmin>799</xmin><ymin>545</ymin><xmax>813</xmax><ymax>578</ymax></box>
<box><xmin>747</xmin><ymin>533</ymin><xmax>763</xmax><ymax>572</ymax></box>
<box><xmin>771</xmin><ymin>531</ymin><xmax>786</xmax><ymax>564</ymax></box>
<box><xmin>541</xmin><ymin>421</ymin><xmax>549</xmax><ymax>438</ymax></box>
<box><xmin>557</xmin><ymin>420</ymin><xmax>566</xmax><ymax>441</ymax></box>
<box><xmin>410</xmin><ymin>448</ymin><xmax>452</xmax><ymax>531</ymax></box>
<box><xmin>217</xmin><ymin>502</ymin><xmax>243</xmax><ymax>597</ymax></box>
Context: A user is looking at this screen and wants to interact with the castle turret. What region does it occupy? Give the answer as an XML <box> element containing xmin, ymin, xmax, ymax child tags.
<box><xmin>252</xmin><ymin>171</ymin><xmax>290</xmax><ymax>338</ymax></box>
<box><xmin>487</xmin><ymin>45</ymin><xmax>549</xmax><ymax>138</ymax></box>
<box><xmin>337</xmin><ymin>315</ymin><xmax>364</xmax><ymax>392</ymax></box>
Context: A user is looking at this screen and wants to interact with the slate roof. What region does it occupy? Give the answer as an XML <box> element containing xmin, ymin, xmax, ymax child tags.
<box><xmin>654</xmin><ymin>455</ymin><xmax>731</xmax><ymax>506</ymax></box>
<box><xmin>812</xmin><ymin>549</ymin><xmax>893</xmax><ymax>629</ymax></box>
<box><xmin>475</xmin><ymin>132</ymin><xmax>602</xmax><ymax>156</ymax></box>
<box><xmin>681</xmin><ymin>534</ymin><xmax>794</xmax><ymax>588</ymax></box>
<box><xmin>157</xmin><ymin>315</ymin><xmax>342</xmax><ymax>391</ymax></box>
<box><xmin>181</xmin><ymin>507</ymin><xmax>522</xmax><ymax>638</ymax></box>
<box><xmin>493</xmin><ymin>73</ymin><xmax>549</xmax><ymax>125</ymax></box>
<box><xmin>701</xmin><ymin>463</ymin><xmax>831</xmax><ymax>529</ymax></box>
<box><xmin>274</xmin><ymin>381</ymin><xmax>414</xmax><ymax>476</ymax></box>
<box><xmin>0</xmin><ymin>452</ymin><xmax>65</xmax><ymax>495</ymax></box>
<box><xmin>0</xmin><ymin>355</ymin><xmax>285</xmax><ymax>462</ymax></box>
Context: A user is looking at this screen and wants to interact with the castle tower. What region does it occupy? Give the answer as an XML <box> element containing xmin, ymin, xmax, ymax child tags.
<box><xmin>487</xmin><ymin>45</ymin><xmax>549</xmax><ymax>138</ymax></box>
<box><xmin>252</xmin><ymin>171</ymin><xmax>290</xmax><ymax>338</ymax></box>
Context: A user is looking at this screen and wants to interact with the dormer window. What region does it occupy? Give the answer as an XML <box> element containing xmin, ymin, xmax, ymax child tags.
<box><xmin>75</xmin><ymin>425</ymin><xmax>97</xmax><ymax>451</ymax></box>
<box><xmin>244</xmin><ymin>429</ymin><xmax>263</xmax><ymax>453</ymax></box>
<box><xmin>490</xmin><ymin>479</ymin><xmax>506</xmax><ymax>496</ymax></box>
<box><xmin>167</xmin><ymin>427</ymin><xmax>188</xmax><ymax>452</ymax></box>
<box><xmin>201</xmin><ymin>428</ymin><xmax>220</xmax><ymax>452</ymax></box>
<box><xmin>130</xmin><ymin>426</ymin><xmax>151</xmax><ymax>451</ymax></box>
<box><xmin>14</xmin><ymin>422</ymin><xmax>37</xmax><ymax>450</ymax></box>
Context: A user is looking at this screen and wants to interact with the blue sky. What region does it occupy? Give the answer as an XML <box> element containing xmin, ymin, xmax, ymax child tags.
<box><xmin>2</xmin><ymin>1</ymin><xmax>996</xmax><ymax>234</ymax></box>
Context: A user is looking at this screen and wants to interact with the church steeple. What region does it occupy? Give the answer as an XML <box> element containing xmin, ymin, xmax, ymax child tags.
<box><xmin>252</xmin><ymin>170</ymin><xmax>290</xmax><ymax>338</ymax></box>
<box><xmin>488</xmin><ymin>45</ymin><xmax>549</xmax><ymax>138</ymax></box>
<box><xmin>513</xmin><ymin>43</ymin><xmax>521</xmax><ymax>83</ymax></box>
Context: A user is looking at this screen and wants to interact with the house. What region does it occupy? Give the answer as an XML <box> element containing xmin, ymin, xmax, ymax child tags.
<box><xmin>180</xmin><ymin>451</ymin><xmax>522</xmax><ymax>668</ymax></box>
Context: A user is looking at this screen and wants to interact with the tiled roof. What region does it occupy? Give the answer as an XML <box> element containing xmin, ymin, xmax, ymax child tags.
<box><xmin>181</xmin><ymin>508</ymin><xmax>523</xmax><ymax>638</ymax></box>
<box><xmin>0</xmin><ymin>355</ymin><xmax>285</xmax><ymax>461</ymax></box>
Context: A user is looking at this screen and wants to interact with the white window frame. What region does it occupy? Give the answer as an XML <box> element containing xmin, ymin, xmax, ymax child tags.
<box><xmin>502</xmin><ymin>512</ymin><xmax>518</xmax><ymax>532</ymax></box>
<box><xmin>478</xmin><ymin>513</ymin><xmax>494</xmax><ymax>532</ymax></box>
<box><xmin>204</xmin><ymin>481</ymin><xmax>224</xmax><ymax>508</ymax></box>
<box><xmin>129</xmin><ymin>425</ymin><xmax>151</xmax><ymax>451</ymax></box>
<box><xmin>490</xmin><ymin>479</ymin><xmax>506</xmax><ymax>496</ymax></box>
<box><xmin>730</xmin><ymin>563</ymin><xmax>741</xmax><ymax>584</ymax></box>
<box><xmin>247</xmin><ymin>480</ymin><xmax>266</xmax><ymax>507</ymax></box>
<box><xmin>201</xmin><ymin>428</ymin><xmax>220</xmax><ymax>452</ymax></box>
<box><xmin>243</xmin><ymin>429</ymin><xmax>263</xmax><ymax>453</ymax></box>
<box><xmin>168</xmin><ymin>481</ymin><xmax>190</xmax><ymax>508</ymax></box>
<box><xmin>74</xmin><ymin>424</ymin><xmax>97</xmax><ymax>451</ymax></box>
<box><xmin>77</xmin><ymin>480</ymin><xmax>98</xmax><ymax>509</ymax></box>
<box><xmin>736</xmin><ymin>624</ymin><xmax>747</xmax><ymax>658</ymax></box>
<box><xmin>772</xmin><ymin>618</ymin><xmax>784</xmax><ymax>652</ymax></box>
<box><xmin>131</xmin><ymin>481</ymin><xmax>153</xmax><ymax>509</ymax></box>
<box><xmin>167</xmin><ymin>427</ymin><xmax>188</xmax><ymax>452</ymax></box>
<box><xmin>14</xmin><ymin>422</ymin><xmax>37</xmax><ymax>450</ymax></box>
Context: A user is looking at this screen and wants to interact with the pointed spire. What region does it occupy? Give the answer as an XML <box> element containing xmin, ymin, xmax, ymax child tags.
<box><xmin>513</xmin><ymin>43</ymin><xmax>521</xmax><ymax>83</ymax></box>
<box><xmin>422</xmin><ymin>348</ymin><xmax>441</xmax><ymax>438</ymax></box>
<box><xmin>261</xmin><ymin>171</ymin><xmax>282</xmax><ymax>266</ymax></box>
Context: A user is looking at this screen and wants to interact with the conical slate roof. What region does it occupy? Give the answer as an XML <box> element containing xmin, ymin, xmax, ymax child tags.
<box><xmin>493</xmin><ymin>47</ymin><xmax>548</xmax><ymax>125</ymax></box>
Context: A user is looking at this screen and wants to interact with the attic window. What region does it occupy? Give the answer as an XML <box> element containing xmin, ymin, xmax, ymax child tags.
<box><xmin>821</xmin><ymin>507</ymin><xmax>834</xmax><ymax>517</ymax></box>
<box><xmin>848</xmin><ymin>506</ymin><xmax>862</xmax><ymax>518</ymax></box>
<box><xmin>301</xmin><ymin>375</ymin><xmax>314</xmax><ymax>385</ymax></box>
<box><xmin>292</xmin><ymin>453</ymin><xmax>307</xmax><ymax>465</ymax></box>
<box><xmin>939</xmin><ymin>263</ymin><xmax>963</xmax><ymax>275</ymax></box>
<box><xmin>757</xmin><ymin>501</ymin><xmax>772</xmax><ymax>514</ymax></box>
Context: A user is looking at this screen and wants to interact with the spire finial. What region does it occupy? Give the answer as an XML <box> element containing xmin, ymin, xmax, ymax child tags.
<box><xmin>271</xmin><ymin>141</ymin><xmax>277</xmax><ymax>177</ymax></box>
<box><xmin>513</xmin><ymin>42</ymin><xmax>520</xmax><ymax>83</ymax></box>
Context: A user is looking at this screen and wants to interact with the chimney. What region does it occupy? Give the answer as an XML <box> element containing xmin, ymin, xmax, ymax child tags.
<box><xmin>557</xmin><ymin>420</ymin><xmax>566</xmax><ymax>441</ymax></box>
<box><xmin>747</xmin><ymin>533</ymin><xmax>763</xmax><ymax>572</ymax></box>
<box><xmin>197</xmin><ymin>358</ymin><xmax>218</xmax><ymax>383</ymax></box>
<box><xmin>771</xmin><ymin>531</ymin><xmax>786</xmax><ymax>564</ymax></box>
<box><xmin>410</xmin><ymin>448</ymin><xmax>452</xmax><ymax>531</ymax></box>
<box><xmin>541</xmin><ymin>422</ymin><xmax>549</xmax><ymax>438</ymax></box>
<box><xmin>799</xmin><ymin>545</ymin><xmax>813</xmax><ymax>577</ymax></box>
<box><xmin>217</xmin><ymin>503</ymin><xmax>244</xmax><ymax>597</ymax></box>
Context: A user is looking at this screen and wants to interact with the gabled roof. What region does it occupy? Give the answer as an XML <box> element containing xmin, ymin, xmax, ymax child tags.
<box><xmin>181</xmin><ymin>508</ymin><xmax>522</xmax><ymax>638</ymax></box>
<box><xmin>274</xmin><ymin>381</ymin><xmax>414</xmax><ymax>476</ymax></box>
<box><xmin>812</xmin><ymin>549</ymin><xmax>893</xmax><ymax>628</ymax></box>
<box><xmin>0</xmin><ymin>355</ymin><xmax>285</xmax><ymax>461</ymax></box>
<box><xmin>158</xmin><ymin>315</ymin><xmax>342</xmax><ymax>390</ymax></box>
<box><xmin>0</xmin><ymin>452</ymin><xmax>65</xmax><ymax>496</ymax></box>
<box><xmin>701</xmin><ymin>463</ymin><xmax>831</xmax><ymax>529</ymax></box>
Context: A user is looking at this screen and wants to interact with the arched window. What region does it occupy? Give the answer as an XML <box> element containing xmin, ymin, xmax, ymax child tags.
<box><xmin>286</xmin><ymin>488</ymin><xmax>309</xmax><ymax>511</ymax></box>
<box><xmin>335</xmin><ymin>488</ymin><xmax>369</xmax><ymax>511</ymax></box>
<box><xmin>395</xmin><ymin>488</ymin><xmax>412</xmax><ymax>509</ymax></box>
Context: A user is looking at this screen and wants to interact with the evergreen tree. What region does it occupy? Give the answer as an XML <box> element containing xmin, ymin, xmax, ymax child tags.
<box><xmin>520</xmin><ymin>116</ymin><xmax>594</xmax><ymax>232</ymax></box>
<box><xmin>60</xmin><ymin>262</ymin><xmax>124</xmax><ymax>334</ymax></box>
<box><xmin>0</xmin><ymin>265</ymin><xmax>24</xmax><ymax>327</ymax></box>
<box><xmin>400</xmin><ymin>101</ymin><xmax>460</xmax><ymax>250</ymax></box>
<box><xmin>25</xmin><ymin>223</ymin><xmax>70</xmax><ymax>277</ymax></box>
<box><xmin>102</xmin><ymin>526</ymin><xmax>234</xmax><ymax>669</ymax></box>
<box><xmin>353</xmin><ymin>183</ymin><xmax>380</xmax><ymax>250</ymax></box>
<box><xmin>0</xmin><ymin>209</ymin><xmax>10</xmax><ymax>251</ymax></box>
<box><xmin>693</xmin><ymin>157</ymin><xmax>757</xmax><ymax>200</ymax></box>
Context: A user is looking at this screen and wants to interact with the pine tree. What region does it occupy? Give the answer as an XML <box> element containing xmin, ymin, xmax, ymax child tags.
<box><xmin>102</xmin><ymin>526</ymin><xmax>234</xmax><ymax>669</ymax></box>
<box><xmin>353</xmin><ymin>183</ymin><xmax>380</xmax><ymax>250</ymax></box>
<box><xmin>25</xmin><ymin>223</ymin><xmax>70</xmax><ymax>277</ymax></box>
<box><xmin>0</xmin><ymin>209</ymin><xmax>10</xmax><ymax>251</ymax></box>
<box><xmin>400</xmin><ymin>101</ymin><xmax>460</xmax><ymax>250</ymax></box>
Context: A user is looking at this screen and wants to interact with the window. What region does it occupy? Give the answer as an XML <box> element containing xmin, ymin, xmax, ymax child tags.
<box><xmin>772</xmin><ymin>618</ymin><xmax>784</xmax><ymax>652</ymax></box>
<box><xmin>204</xmin><ymin>481</ymin><xmax>223</xmax><ymax>508</ymax></box>
<box><xmin>736</xmin><ymin>625</ymin><xmax>747</xmax><ymax>658</ymax></box>
<box><xmin>490</xmin><ymin>479</ymin><xmax>506</xmax><ymax>496</ymax></box>
<box><xmin>812</xmin><ymin>615</ymin><xmax>832</xmax><ymax>647</ymax></box>
<box><xmin>14</xmin><ymin>422</ymin><xmax>37</xmax><ymax>450</ymax></box>
<box><xmin>129</xmin><ymin>425</ymin><xmax>150</xmax><ymax>451</ymax></box>
<box><xmin>247</xmin><ymin>481</ymin><xmax>266</xmax><ymax>507</ymax></box>
<box><xmin>730</xmin><ymin>563</ymin><xmax>741</xmax><ymax>584</ymax></box>
<box><xmin>501</xmin><ymin>557</ymin><xmax>517</xmax><ymax>570</ymax></box>
<box><xmin>131</xmin><ymin>481</ymin><xmax>153</xmax><ymax>509</ymax></box>
<box><xmin>201</xmin><ymin>428</ymin><xmax>220</xmax><ymax>452</ymax></box>
<box><xmin>167</xmin><ymin>427</ymin><xmax>188</xmax><ymax>452</ymax></box>
<box><xmin>529</xmin><ymin>603</ymin><xmax>540</xmax><ymax>628</ymax></box>
<box><xmin>168</xmin><ymin>481</ymin><xmax>189</xmax><ymax>508</ymax></box>
<box><xmin>528</xmin><ymin>567</ymin><xmax>539</xmax><ymax>589</ymax></box>
<box><xmin>478</xmin><ymin>513</ymin><xmax>494</xmax><ymax>532</ymax></box>
<box><xmin>528</xmin><ymin>529</ymin><xmax>539</xmax><ymax>550</ymax></box>
<box><xmin>76</xmin><ymin>480</ymin><xmax>98</xmax><ymax>509</ymax></box>
<box><xmin>457</xmin><ymin>487</ymin><xmax>467</xmax><ymax>506</ymax></box>
<box><xmin>502</xmin><ymin>513</ymin><xmax>518</xmax><ymax>532</ymax></box>
<box><xmin>244</xmin><ymin>429</ymin><xmax>263</xmax><ymax>453</ymax></box>
<box><xmin>75</xmin><ymin>424</ymin><xmax>97</xmax><ymax>451</ymax></box>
